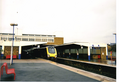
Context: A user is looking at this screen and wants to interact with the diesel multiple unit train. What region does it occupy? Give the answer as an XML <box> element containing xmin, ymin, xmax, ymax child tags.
<box><xmin>23</xmin><ymin>46</ymin><xmax>57</xmax><ymax>59</ymax></box>
<box><xmin>34</xmin><ymin>46</ymin><xmax>57</xmax><ymax>59</ymax></box>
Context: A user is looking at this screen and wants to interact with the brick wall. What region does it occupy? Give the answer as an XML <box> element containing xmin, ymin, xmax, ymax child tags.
<box><xmin>47</xmin><ymin>37</ymin><xmax>64</xmax><ymax>45</ymax></box>
<box><xmin>4</xmin><ymin>46</ymin><xmax>19</xmax><ymax>57</ymax></box>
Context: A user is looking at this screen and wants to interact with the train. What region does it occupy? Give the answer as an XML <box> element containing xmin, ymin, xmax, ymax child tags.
<box><xmin>34</xmin><ymin>46</ymin><xmax>57</xmax><ymax>59</ymax></box>
<box><xmin>22</xmin><ymin>46</ymin><xmax>57</xmax><ymax>59</ymax></box>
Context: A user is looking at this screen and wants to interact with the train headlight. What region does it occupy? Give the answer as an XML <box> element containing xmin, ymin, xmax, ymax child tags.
<box><xmin>47</xmin><ymin>55</ymin><xmax>50</xmax><ymax>57</ymax></box>
<box><xmin>55</xmin><ymin>55</ymin><xmax>57</xmax><ymax>58</ymax></box>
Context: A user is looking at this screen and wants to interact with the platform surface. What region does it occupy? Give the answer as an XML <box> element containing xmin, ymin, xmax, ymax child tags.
<box><xmin>57</xmin><ymin>57</ymin><xmax>116</xmax><ymax>67</ymax></box>
<box><xmin>0</xmin><ymin>59</ymin><xmax>116</xmax><ymax>82</ymax></box>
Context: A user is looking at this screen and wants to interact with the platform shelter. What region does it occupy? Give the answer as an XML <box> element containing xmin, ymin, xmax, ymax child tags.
<box><xmin>55</xmin><ymin>42</ymin><xmax>108</xmax><ymax>61</ymax></box>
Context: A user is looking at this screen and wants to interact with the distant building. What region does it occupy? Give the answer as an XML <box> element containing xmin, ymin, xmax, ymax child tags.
<box><xmin>0</xmin><ymin>32</ymin><xmax>64</xmax><ymax>59</ymax></box>
<box><xmin>0</xmin><ymin>33</ymin><xmax>55</xmax><ymax>42</ymax></box>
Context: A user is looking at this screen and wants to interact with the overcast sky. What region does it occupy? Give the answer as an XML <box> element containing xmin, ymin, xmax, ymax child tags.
<box><xmin>0</xmin><ymin>0</ymin><xmax>116</xmax><ymax>43</ymax></box>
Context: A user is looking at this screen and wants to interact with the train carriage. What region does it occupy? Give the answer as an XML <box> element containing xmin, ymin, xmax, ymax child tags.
<box><xmin>33</xmin><ymin>46</ymin><xmax>57</xmax><ymax>59</ymax></box>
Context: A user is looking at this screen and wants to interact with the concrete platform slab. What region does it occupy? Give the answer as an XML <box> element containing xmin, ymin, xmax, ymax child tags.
<box><xmin>0</xmin><ymin>59</ymin><xmax>116</xmax><ymax>82</ymax></box>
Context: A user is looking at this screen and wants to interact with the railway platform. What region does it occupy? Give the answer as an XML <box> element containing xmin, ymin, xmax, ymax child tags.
<box><xmin>0</xmin><ymin>59</ymin><xmax>116</xmax><ymax>82</ymax></box>
<box><xmin>56</xmin><ymin>57</ymin><xmax>116</xmax><ymax>67</ymax></box>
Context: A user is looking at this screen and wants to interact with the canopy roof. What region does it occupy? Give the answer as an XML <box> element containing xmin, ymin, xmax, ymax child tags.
<box><xmin>55</xmin><ymin>42</ymin><xmax>107</xmax><ymax>49</ymax></box>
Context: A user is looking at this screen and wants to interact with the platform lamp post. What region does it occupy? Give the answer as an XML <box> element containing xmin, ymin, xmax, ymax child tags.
<box><xmin>10</xmin><ymin>23</ymin><xmax>18</xmax><ymax>65</ymax></box>
<box><xmin>113</xmin><ymin>33</ymin><xmax>116</xmax><ymax>43</ymax></box>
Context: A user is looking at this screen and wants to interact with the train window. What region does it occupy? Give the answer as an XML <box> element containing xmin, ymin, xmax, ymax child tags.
<box><xmin>48</xmin><ymin>47</ymin><xmax>55</xmax><ymax>53</ymax></box>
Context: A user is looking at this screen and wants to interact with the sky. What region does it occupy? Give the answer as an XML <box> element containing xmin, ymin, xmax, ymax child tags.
<box><xmin>0</xmin><ymin>0</ymin><xmax>117</xmax><ymax>43</ymax></box>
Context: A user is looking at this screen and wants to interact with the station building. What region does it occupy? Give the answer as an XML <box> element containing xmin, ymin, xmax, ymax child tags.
<box><xmin>0</xmin><ymin>32</ymin><xmax>108</xmax><ymax>61</ymax></box>
<box><xmin>0</xmin><ymin>32</ymin><xmax>64</xmax><ymax>59</ymax></box>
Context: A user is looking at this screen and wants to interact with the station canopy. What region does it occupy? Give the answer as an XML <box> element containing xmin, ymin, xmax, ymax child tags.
<box><xmin>55</xmin><ymin>42</ymin><xmax>107</xmax><ymax>49</ymax></box>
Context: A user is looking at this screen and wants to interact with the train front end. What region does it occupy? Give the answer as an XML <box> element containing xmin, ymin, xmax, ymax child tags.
<box><xmin>46</xmin><ymin>46</ymin><xmax>57</xmax><ymax>59</ymax></box>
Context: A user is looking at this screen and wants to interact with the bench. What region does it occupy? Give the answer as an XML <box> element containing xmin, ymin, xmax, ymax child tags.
<box><xmin>1</xmin><ymin>62</ymin><xmax>16</xmax><ymax>80</ymax></box>
<box><xmin>6</xmin><ymin>55</ymin><xmax>17</xmax><ymax>59</ymax></box>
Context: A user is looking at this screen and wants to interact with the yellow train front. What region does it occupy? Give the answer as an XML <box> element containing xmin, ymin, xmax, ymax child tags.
<box><xmin>46</xmin><ymin>46</ymin><xmax>57</xmax><ymax>59</ymax></box>
<box><xmin>33</xmin><ymin>46</ymin><xmax>57</xmax><ymax>59</ymax></box>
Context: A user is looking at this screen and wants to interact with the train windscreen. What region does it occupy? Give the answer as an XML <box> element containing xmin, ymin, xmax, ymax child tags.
<box><xmin>48</xmin><ymin>46</ymin><xmax>55</xmax><ymax>53</ymax></box>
